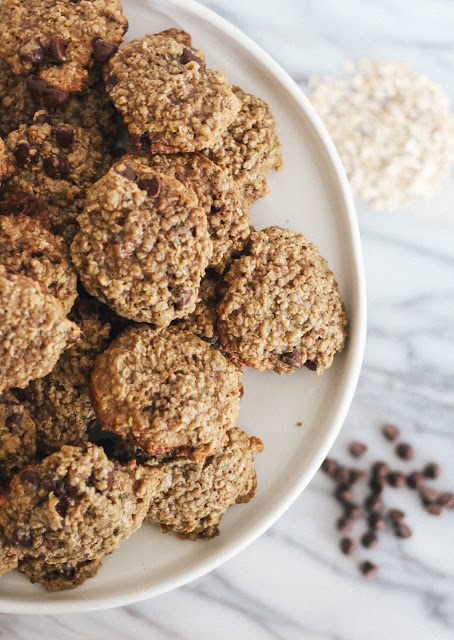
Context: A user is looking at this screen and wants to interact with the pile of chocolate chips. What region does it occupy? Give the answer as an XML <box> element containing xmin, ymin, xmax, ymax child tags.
<box><xmin>321</xmin><ymin>423</ymin><xmax>454</xmax><ymax>578</ymax></box>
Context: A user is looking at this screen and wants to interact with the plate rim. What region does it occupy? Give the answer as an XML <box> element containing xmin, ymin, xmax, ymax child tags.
<box><xmin>1</xmin><ymin>0</ymin><xmax>367</xmax><ymax>614</ymax></box>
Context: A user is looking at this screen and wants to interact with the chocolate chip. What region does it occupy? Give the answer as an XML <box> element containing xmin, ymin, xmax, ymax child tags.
<box><xmin>344</xmin><ymin>503</ymin><xmax>362</xmax><ymax>519</ymax></box>
<box><xmin>20</xmin><ymin>46</ymin><xmax>46</xmax><ymax>65</ymax></box>
<box><xmin>56</xmin><ymin>497</ymin><xmax>70</xmax><ymax>518</ymax></box>
<box><xmin>20</xmin><ymin>469</ymin><xmax>40</xmax><ymax>489</ymax></box>
<box><xmin>395</xmin><ymin>442</ymin><xmax>414</xmax><ymax>461</ymax></box>
<box><xmin>43</xmin><ymin>154</ymin><xmax>70</xmax><ymax>178</ymax></box>
<box><xmin>92</xmin><ymin>37</ymin><xmax>116</xmax><ymax>63</ymax></box>
<box><xmin>334</xmin><ymin>466</ymin><xmax>351</xmax><ymax>485</ymax></box>
<box><xmin>336</xmin><ymin>516</ymin><xmax>353</xmax><ymax>533</ymax></box>
<box><xmin>335</xmin><ymin>486</ymin><xmax>352</xmax><ymax>503</ymax></box>
<box><xmin>40</xmin><ymin>472</ymin><xmax>60</xmax><ymax>492</ymax></box>
<box><xmin>425</xmin><ymin>503</ymin><xmax>442</xmax><ymax>516</ymax></box>
<box><xmin>349</xmin><ymin>468</ymin><xmax>366</xmax><ymax>484</ymax></box>
<box><xmin>14</xmin><ymin>142</ymin><xmax>32</xmax><ymax>168</ymax></box>
<box><xmin>364</xmin><ymin>493</ymin><xmax>383</xmax><ymax>512</ymax></box>
<box><xmin>48</xmin><ymin>36</ymin><xmax>67</xmax><ymax>62</ymax></box>
<box><xmin>138</xmin><ymin>174</ymin><xmax>162</xmax><ymax>198</ymax></box>
<box><xmin>381</xmin><ymin>423</ymin><xmax>400</xmax><ymax>441</ymax></box>
<box><xmin>437</xmin><ymin>492</ymin><xmax>454</xmax><ymax>508</ymax></box>
<box><xmin>368</xmin><ymin>512</ymin><xmax>386</xmax><ymax>531</ymax></box>
<box><xmin>181</xmin><ymin>47</ymin><xmax>204</xmax><ymax>66</ymax></box>
<box><xmin>407</xmin><ymin>471</ymin><xmax>424</xmax><ymax>489</ymax></box>
<box><xmin>321</xmin><ymin>457</ymin><xmax>337</xmax><ymax>476</ymax></box>
<box><xmin>369</xmin><ymin>476</ymin><xmax>386</xmax><ymax>494</ymax></box>
<box><xmin>360</xmin><ymin>561</ymin><xmax>378</xmax><ymax>578</ymax></box>
<box><xmin>33</xmin><ymin>111</ymin><xmax>53</xmax><ymax>125</ymax></box>
<box><xmin>361</xmin><ymin>531</ymin><xmax>378</xmax><ymax>548</ymax></box>
<box><xmin>215</xmin><ymin>280</ymin><xmax>229</xmax><ymax>299</ymax></box>
<box><xmin>114</xmin><ymin>163</ymin><xmax>136</xmax><ymax>181</ymax></box>
<box><xmin>371</xmin><ymin>461</ymin><xmax>389</xmax><ymax>478</ymax></box>
<box><xmin>388</xmin><ymin>508</ymin><xmax>405</xmax><ymax>523</ymax></box>
<box><xmin>395</xmin><ymin>522</ymin><xmax>412</xmax><ymax>538</ymax></box>
<box><xmin>43</xmin><ymin>87</ymin><xmax>69</xmax><ymax>111</ymax></box>
<box><xmin>65</xmin><ymin>483</ymin><xmax>86</xmax><ymax>498</ymax></box>
<box><xmin>5</xmin><ymin>412</ymin><xmax>22</xmax><ymax>428</ymax></box>
<box><xmin>282</xmin><ymin>347</ymin><xmax>304</xmax><ymax>369</ymax></box>
<box><xmin>420</xmin><ymin>487</ymin><xmax>438</xmax><ymax>505</ymax></box>
<box><xmin>105</xmin><ymin>469</ymin><xmax>115</xmax><ymax>490</ymax></box>
<box><xmin>423</xmin><ymin>462</ymin><xmax>441</xmax><ymax>479</ymax></box>
<box><xmin>348</xmin><ymin>441</ymin><xmax>367</xmax><ymax>458</ymax></box>
<box><xmin>174</xmin><ymin>289</ymin><xmax>192</xmax><ymax>310</ymax></box>
<box><xmin>12</xmin><ymin>529</ymin><xmax>33</xmax><ymax>548</ymax></box>
<box><xmin>340</xmin><ymin>537</ymin><xmax>356</xmax><ymax>555</ymax></box>
<box><xmin>52</xmin><ymin>126</ymin><xmax>74</xmax><ymax>149</ymax></box>
<box><xmin>387</xmin><ymin>471</ymin><xmax>406</xmax><ymax>488</ymax></box>
<box><xmin>26</xmin><ymin>74</ymin><xmax>48</xmax><ymax>96</ymax></box>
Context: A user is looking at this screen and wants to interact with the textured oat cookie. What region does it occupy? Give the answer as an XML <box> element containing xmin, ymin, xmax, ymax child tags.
<box><xmin>204</xmin><ymin>86</ymin><xmax>282</xmax><ymax>203</ymax></box>
<box><xmin>71</xmin><ymin>159</ymin><xmax>212</xmax><ymax>325</ymax></box>
<box><xmin>0</xmin><ymin>392</ymin><xmax>36</xmax><ymax>488</ymax></box>
<box><xmin>0</xmin><ymin>443</ymin><xmax>160</xmax><ymax>566</ymax></box>
<box><xmin>146</xmin><ymin>427</ymin><xmax>263</xmax><ymax>539</ymax></box>
<box><xmin>16</xmin><ymin>297</ymin><xmax>111</xmax><ymax>456</ymax></box>
<box><xmin>0</xmin><ymin>0</ymin><xmax>127</xmax><ymax>95</ymax></box>
<box><xmin>2</xmin><ymin>119</ymin><xmax>110</xmax><ymax>243</ymax></box>
<box><xmin>91</xmin><ymin>326</ymin><xmax>243</xmax><ymax>460</ymax></box>
<box><xmin>104</xmin><ymin>34</ymin><xmax>240</xmax><ymax>152</ymax></box>
<box><xmin>0</xmin><ymin>269</ymin><xmax>80</xmax><ymax>393</ymax></box>
<box><xmin>0</xmin><ymin>215</ymin><xmax>77</xmax><ymax>313</ymax></box>
<box><xmin>217</xmin><ymin>227</ymin><xmax>348</xmax><ymax>374</ymax></box>
<box><xmin>129</xmin><ymin>152</ymin><xmax>251</xmax><ymax>273</ymax></box>
<box><xmin>19</xmin><ymin>556</ymin><xmax>101</xmax><ymax>592</ymax></box>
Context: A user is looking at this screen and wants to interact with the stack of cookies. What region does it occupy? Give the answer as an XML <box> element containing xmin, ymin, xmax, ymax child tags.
<box><xmin>0</xmin><ymin>0</ymin><xmax>347</xmax><ymax>592</ymax></box>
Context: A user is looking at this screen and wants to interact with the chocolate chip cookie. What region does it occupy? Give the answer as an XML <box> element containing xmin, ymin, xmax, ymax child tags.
<box><xmin>0</xmin><ymin>392</ymin><xmax>36</xmax><ymax>488</ymax></box>
<box><xmin>104</xmin><ymin>34</ymin><xmax>240</xmax><ymax>152</ymax></box>
<box><xmin>0</xmin><ymin>0</ymin><xmax>127</xmax><ymax>96</ymax></box>
<box><xmin>128</xmin><ymin>152</ymin><xmax>251</xmax><ymax>272</ymax></box>
<box><xmin>71</xmin><ymin>159</ymin><xmax>212</xmax><ymax>325</ymax></box>
<box><xmin>217</xmin><ymin>227</ymin><xmax>348</xmax><ymax>374</ymax></box>
<box><xmin>91</xmin><ymin>326</ymin><xmax>243</xmax><ymax>461</ymax></box>
<box><xmin>0</xmin><ymin>269</ymin><xmax>80</xmax><ymax>393</ymax></box>
<box><xmin>146</xmin><ymin>427</ymin><xmax>263</xmax><ymax>539</ymax></box>
<box><xmin>19</xmin><ymin>556</ymin><xmax>101</xmax><ymax>592</ymax></box>
<box><xmin>204</xmin><ymin>86</ymin><xmax>282</xmax><ymax>203</ymax></box>
<box><xmin>0</xmin><ymin>214</ymin><xmax>77</xmax><ymax>313</ymax></box>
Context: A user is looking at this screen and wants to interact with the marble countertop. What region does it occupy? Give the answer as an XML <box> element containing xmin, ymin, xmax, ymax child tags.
<box><xmin>3</xmin><ymin>0</ymin><xmax>454</xmax><ymax>637</ymax></box>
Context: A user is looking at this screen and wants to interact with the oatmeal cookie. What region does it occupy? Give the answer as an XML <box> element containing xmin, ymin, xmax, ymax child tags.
<box><xmin>71</xmin><ymin>159</ymin><xmax>212</xmax><ymax>325</ymax></box>
<box><xmin>19</xmin><ymin>556</ymin><xmax>101</xmax><ymax>592</ymax></box>
<box><xmin>204</xmin><ymin>86</ymin><xmax>282</xmax><ymax>203</ymax></box>
<box><xmin>91</xmin><ymin>326</ymin><xmax>243</xmax><ymax>460</ymax></box>
<box><xmin>0</xmin><ymin>214</ymin><xmax>77</xmax><ymax>313</ymax></box>
<box><xmin>0</xmin><ymin>531</ymin><xmax>19</xmax><ymax>577</ymax></box>
<box><xmin>0</xmin><ymin>269</ymin><xmax>80</xmax><ymax>393</ymax></box>
<box><xmin>0</xmin><ymin>392</ymin><xmax>36</xmax><ymax>488</ymax></box>
<box><xmin>16</xmin><ymin>297</ymin><xmax>111</xmax><ymax>456</ymax></box>
<box><xmin>129</xmin><ymin>152</ymin><xmax>251</xmax><ymax>272</ymax></box>
<box><xmin>0</xmin><ymin>443</ymin><xmax>160</xmax><ymax>566</ymax></box>
<box><xmin>217</xmin><ymin>227</ymin><xmax>348</xmax><ymax>374</ymax></box>
<box><xmin>0</xmin><ymin>0</ymin><xmax>127</xmax><ymax>96</ymax></box>
<box><xmin>2</xmin><ymin>119</ymin><xmax>109</xmax><ymax>243</ymax></box>
<box><xmin>104</xmin><ymin>34</ymin><xmax>240</xmax><ymax>152</ymax></box>
<box><xmin>146</xmin><ymin>427</ymin><xmax>263</xmax><ymax>539</ymax></box>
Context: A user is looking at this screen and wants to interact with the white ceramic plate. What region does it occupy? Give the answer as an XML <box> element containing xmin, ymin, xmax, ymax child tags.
<box><xmin>0</xmin><ymin>0</ymin><xmax>367</xmax><ymax>613</ymax></box>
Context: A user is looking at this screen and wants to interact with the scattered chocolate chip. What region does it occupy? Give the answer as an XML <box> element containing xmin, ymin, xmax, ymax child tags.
<box><xmin>215</xmin><ymin>280</ymin><xmax>229</xmax><ymax>299</ymax></box>
<box><xmin>33</xmin><ymin>111</ymin><xmax>53</xmax><ymax>125</ymax></box>
<box><xmin>26</xmin><ymin>74</ymin><xmax>48</xmax><ymax>96</ymax></box>
<box><xmin>369</xmin><ymin>476</ymin><xmax>386</xmax><ymax>494</ymax></box>
<box><xmin>349</xmin><ymin>468</ymin><xmax>366</xmax><ymax>484</ymax></box>
<box><xmin>387</xmin><ymin>471</ymin><xmax>406</xmax><ymax>488</ymax></box>
<box><xmin>364</xmin><ymin>493</ymin><xmax>383</xmax><ymax>512</ymax></box>
<box><xmin>40</xmin><ymin>472</ymin><xmax>60</xmax><ymax>492</ymax></box>
<box><xmin>65</xmin><ymin>483</ymin><xmax>86</xmax><ymax>498</ymax></box>
<box><xmin>92</xmin><ymin>37</ymin><xmax>116</xmax><ymax>63</ymax></box>
<box><xmin>348</xmin><ymin>441</ymin><xmax>367</xmax><ymax>458</ymax></box>
<box><xmin>181</xmin><ymin>47</ymin><xmax>204</xmax><ymax>66</ymax></box>
<box><xmin>344</xmin><ymin>503</ymin><xmax>362</xmax><ymax>519</ymax></box>
<box><xmin>138</xmin><ymin>174</ymin><xmax>162</xmax><ymax>198</ymax></box>
<box><xmin>43</xmin><ymin>87</ymin><xmax>69</xmax><ymax>111</ymax></box>
<box><xmin>368</xmin><ymin>512</ymin><xmax>386</xmax><ymax>531</ymax></box>
<box><xmin>340</xmin><ymin>537</ymin><xmax>356</xmax><ymax>555</ymax></box>
<box><xmin>395</xmin><ymin>522</ymin><xmax>412</xmax><ymax>538</ymax></box>
<box><xmin>336</xmin><ymin>516</ymin><xmax>353</xmax><ymax>533</ymax></box>
<box><xmin>114</xmin><ymin>163</ymin><xmax>136</xmax><ymax>181</ymax></box>
<box><xmin>20</xmin><ymin>46</ymin><xmax>46</xmax><ymax>65</ymax></box>
<box><xmin>13</xmin><ymin>142</ymin><xmax>31</xmax><ymax>168</ymax></box>
<box><xmin>371</xmin><ymin>461</ymin><xmax>389</xmax><ymax>478</ymax></box>
<box><xmin>361</xmin><ymin>531</ymin><xmax>378</xmax><ymax>549</ymax></box>
<box><xmin>437</xmin><ymin>492</ymin><xmax>454</xmax><ymax>508</ymax></box>
<box><xmin>174</xmin><ymin>289</ymin><xmax>192</xmax><ymax>310</ymax></box>
<box><xmin>388</xmin><ymin>508</ymin><xmax>405</xmax><ymax>523</ymax></box>
<box><xmin>420</xmin><ymin>487</ymin><xmax>438</xmax><ymax>505</ymax></box>
<box><xmin>423</xmin><ymin>463</ymin><xmax>441</xmax><ymax>479</ymax></box>
<box><xmin>282</xmin><ymin>347</ymin><xmax>304</xmax><ymax>369</ymax></box>
<box><xmin>321</xmin><ymin>457</ymin><xmax>337</xmax><ymax>476</ymax></box>
<box><xmin>381</xmin><ymin>423</ymin><xmax>400</xmax><ymax>441</ymax></box>
<box><xmin>335</xmin><ymin>486</ymin><xmax>352</xmax><ymax>503</ymax></box>
<box><xmin>395</xmin><ymin>442</ymin><xmax>414</xmax><ymax>461</ymax></box>
<box><xmin>425</xmin><ymin>504</ymin><xmax>442</xmax><ymax>516</ymax></box>
<box><xmin>360</xmin><ymin>560</ymin><xmax>378</xmax><ymax>578</ymax></box>
<box><xmin>5</xmin><ymin>412</ymin><xmax>22</xmax><ymax>428</ymax></box>
<box><xmin>334</xmin><ymin>466</ymin><xmax>351</xmax><ymax>485</ymax></box>
<box><xmin>407</xmin><ymin>471</ymin><xmax>424</xmax><ymax>489</ymax></box>
<box><xmin>20</xmin><ymin>469</ymin><xmax>40</xmax><ymax>489</ymax></box>
<box><xmin>43</xmin><ymin>154</ymin><xmax>70</xmax><ymax>178</ymax></box>
<box><xmin>52</xmin><ymin>126</ymin><xmax>74</xmax><ymax>148</ymax></box>
<box><xmin>12</xmin><ymin>529</ymin><xmax>33</xmax><ymax>548</ymax></box>
<box><xmin>48</xmin><ymin>36</ymin><xmax>67</xmax><ymax>62</ymax></box>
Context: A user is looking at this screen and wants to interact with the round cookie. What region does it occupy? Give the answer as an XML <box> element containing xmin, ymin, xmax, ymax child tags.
<box><xmin>204</xmin><ymin>86</ymin><xmax>282</xmax><ymax>203</ymax></box>
<box><xmin>71</xmin><ymin>159</ymin><xmax>212</xmax><ymax>325</ymax></box>
<box><xmin>0</xmin><ymin>392</ymin><xmax>36</xmax><ymax>488</ymax></box>
<box><xmin>0</xmin><ymin>269</ymin><xmax>80</xmax><ymax>393</ymax></box>
<box><xmin>91</xmin><ymin>326</ymin><xmax>243</xmax><ymax>460</ymax></box>
<box><xmin>0</xmin><ymin>443</ymin><xmax>160</xmax><ymax>566</ymax></box>
<box><xmin>16</xmin><ymin>297</ymin><xmax>111</xmax><ymax>456</ymax></box>
<box><xmin>104</xmin><ymin>34</ymin><xmax>241</xmax><ymax>152</ymax></box>
<box><xmin>129</xmin><ymin>152</ymin><xmax>251</xmax><ymax>273</ymax></box>
<box><xmin>0</xmin><ymin>0</ymin><xmax>127</xmax><ymax>95</ymax></box>
<box><xmin>217</xmin><ymin>226</ymin><xmax>348</xmax><ymax>374</ymax></box>
<box><xmin>19</xmin><ymin>556</ymin><xmax>101</xmax><ymax>592</ymax></box>
<box><xmin>0</xmin><ymin>214</ymin><xmax>77</xmax><ymax>313</ymax></box>
<box><xmin>146</xmin><ymin>427</ymin><xmax>263</xmax><ymax>540</ymax></box>
<box><xmin>2</xmin><ymin>119</ymin><xmax>110</xmax><ymax>243</ymax></box>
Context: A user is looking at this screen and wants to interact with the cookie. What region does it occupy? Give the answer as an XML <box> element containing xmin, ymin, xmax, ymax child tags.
<box><xmin>146</xmin><ymin>427</ymin><xmax>263</xmax><ymax>539</ymax></box>
<box><xmin>16</xmin><ymin>297</ymin><xmax>111</xmax><ymax>456</ymax></box>
<box><xmin>2</xmin><ymin>119</ymin><xmax>110</xmax><ymax>243</ymax></box>
<box><xmin>0</xmin><ymin>214</ymin><xmax>77</xmax><ymax>313</ymax></box>
<box><xmin>0</xmin><ymin>59</ymin><xmax>37</xmax><ymax>138</ymax></box>
<box><xmin>0</xmin><ymin>532</ymin><xmax>19</xmax><ymax>577</ymax></box>
<box><xmin>0</xmin><ymin>442</ymin><xmax>160</xmax><ymax>567</ymax></box>
<box><xmin>0</xmin><ymin>0</ymin><xmax>127</xmax><ymax>96</ymax></box>
<box><xmin>0</xmin><ymin>269</ymin><xmax>80</xmax><ymax>393</ymax></box>
<box><xmin>0</xmin><ymin>392</ymin><xmax>36</xmax><ymax>488</ymax></box>
<box><xmin>18</xmin><ymin>556</ymin><xmax>101</xmax><ymax>592</ymax></box>
<box><xmin>71</xmin><ymin>159</ymin><xmax>212</xmax><ymax>325</ymax></box>
<box><xmin>217</xmin><ymin>227</ymin><xmax>348</xmax><ymax>374</ymax></box>
<box><xmin>91</xmin><ymin>326</ymin><xmax>243</xmax><ymax>460</ymax></box>
<box><xmin>204</xmin><ymin>86</ymin><xmax>282</xmax><ymax>203</ymax></box>
<box><xmin>128</xmin><ymin>152</ymin><xmax>251</xmax><ymax>273</ymax></box>
<box><xmin>0</xmin><ymin>136</ymin><xmax>15</xmax><ymax>183</ymax></box>
<box><xmin>104</xmin><ymin>34</ymin><xmax>240</xmax><ymax>152</ymax></box>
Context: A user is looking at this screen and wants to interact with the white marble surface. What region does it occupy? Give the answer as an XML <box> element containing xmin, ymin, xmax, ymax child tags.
<box><xmin>3</xmin><ymin>0</ymin><xmax>454</xmax><ymax>637</ymax></box>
